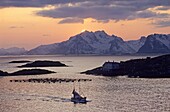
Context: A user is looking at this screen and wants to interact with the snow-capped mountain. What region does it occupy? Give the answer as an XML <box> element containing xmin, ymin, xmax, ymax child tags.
<box><xmin>28</xmin><ymin>31</ymin><xmax>170</xmax><ymax>55</ymax></box>
<box><xmin>0</xmin><ymin>47</ymin><xmax>27</xmax><ymax>55</ymax></box>
<box><xmin>28</xmin><ymin>43</ymin><xmax>59</xmax><ymax>55</ymax></box>
<box><xmin>138</xmin><ymin>34</ymin><xmax>170</xmax><ymax>53</ymax></box>
<box><xmin>109</xmin><ymin>35</ymin><xmax>136</xmax><ymax>54</ymax></box>
<box><xmin>127</xmin><ymin>36</ymin><xmax>146</xmax><ymax>52</ymax></box>
<box><xmin>28</xmin><ymin>30</ymin><xmax>135</xmax><ymax>55</ymax></box>
<box><xmin>1</xmin><ymin>31</ymin><xmax>169</xmax><ymax>55</ymax></box>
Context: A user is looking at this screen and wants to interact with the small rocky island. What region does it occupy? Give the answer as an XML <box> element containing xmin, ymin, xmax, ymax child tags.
<box><xmin>18</xmin><ymin>60</ymin><xmax>68</xmax><ymax>68</ymax></box>
<box><xmin>0</xmin><ymin>60</ymin><xmax>68</xmax><ymax>76</ymax></box>
<box><xmin>82</xmin><ymin>54</ymin><xmax>170</xmax><ymax>78</ymax></box>
<box><xmin>0</xmin><ymin>69</ymin><xmax>56</xmax><ymax>76</ymax></box>
<box><xmin>11</xmin><ymin>69</ymin><xmax>55</xmax><ymax>76</ymax></box>
<box><xmin>9</xmin><ymin>60</ymin><xmax>31</xmax><ymax>63</ymax></box>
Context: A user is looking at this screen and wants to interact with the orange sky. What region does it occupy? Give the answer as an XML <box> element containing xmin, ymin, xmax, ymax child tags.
<box><xmin>0</xmin><ymin>7</ymin><xmax>170</xmax><ymax>50</ymax></box>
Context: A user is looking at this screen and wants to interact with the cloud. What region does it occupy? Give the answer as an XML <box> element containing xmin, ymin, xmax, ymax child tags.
<box><xmin>156</xmin><ymin>6</ymin><xmax>170</xmax><ymax>11</ymax></box>
<box><xmin>0</xmin><ymin>0</ymin><xmax>81</xmax><ymax>7</ymax></box>
<box><xmin>37</xmin><ymin>4</ymin><xmax>167</xmax><ymax>22</ymax></box>
<box><xmin>36</xmin><ymin>0</ymin><xmax>170</xmax><ymax>26</ymax></box>
<box><xmin>37</xmin><ymin>5</ymin><xmax>136</xmax><ymax>21</ymax></box>
<box><xmin>153</xmin><ymin>19</ymin><xmax>170</xmax><ymax>27</ymax></box>
<box><xmin>91</xmin><ymin>19</ymin><xmax>109</xmax><ymax>23</ymax></box>
<box><xmin>9</xmin><ymin>26</ymin><xmax>24</xmax><ymax>29</ymax></box>
<box><xmin>58</xmin><ymin>18</ymin><xmax>84</xmax><ymax>24</ymax></box>
<box><xmin>1</xmin><ymin>0</ymin><xmax>170</xmax><ymax>27</ymax></box>
<box><xmin>42</xmin><ymin>34</ymin><xmax>50</xmax><ymax>37</ymax></box>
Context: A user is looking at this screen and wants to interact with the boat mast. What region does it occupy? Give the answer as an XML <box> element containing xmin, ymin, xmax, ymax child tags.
<box><xmin>78</xmin><ymin>80</ymin><xmax>85</xmax><ymax>97</ymax></box>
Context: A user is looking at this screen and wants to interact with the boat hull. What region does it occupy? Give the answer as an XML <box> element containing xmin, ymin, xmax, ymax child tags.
<box><xmin>71</xmin><ymin>97</ymin><xmax>87</xmax><ymax>104</ymax></box>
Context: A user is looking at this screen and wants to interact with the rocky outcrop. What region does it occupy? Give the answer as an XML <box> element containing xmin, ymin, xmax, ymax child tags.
<box><xmin>0</xmin><ymin>70</ymin><xmax>8</xmax><ymax>76</ymax></box>
<box><xmin>9</xmin><ymin>60</ymin><xmax>31</xmax><ymax>63</ymax></box>
<box><xmin>82</xmin><ymin>54</ymin><xmax>170</xmax><ymax>78</ymax></box>
<box><xmin>0</xmin><ymin>69</ymin><xmax>55</xmax><ymax>76</ymax></box>
<box><xmin>11</xmin><ymin>69</ymin><xmax>55</xmax><ymax>76</ymax></box>
<box><xmin>18</xmin><ymin>60</ymin><xmax>67</xmax><ymax>68</ymax></box>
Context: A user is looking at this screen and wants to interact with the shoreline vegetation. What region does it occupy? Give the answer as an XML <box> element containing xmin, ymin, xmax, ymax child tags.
<box><xmin>81</xmin><ymin>54</ymin><xmax>170</xmax><ymax>78</ymax></box>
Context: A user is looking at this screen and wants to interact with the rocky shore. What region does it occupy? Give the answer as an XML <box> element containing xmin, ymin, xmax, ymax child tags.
<box><xmin>0</xmin><ymin>70</ymin><xmax>8</xmax><ymax>76</ymax></box>
<box><xmin>82</xmin><ymin>54</ymin><xmax>170</xmax><ymax>78</ymax></box>
<box><xmin>18</xmin><ymin>60</ymin><xmax>68</xmax><ymax>68</ymax></box>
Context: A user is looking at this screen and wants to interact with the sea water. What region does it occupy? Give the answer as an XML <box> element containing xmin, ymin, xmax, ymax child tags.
<box><xmin>0</xmin><ymin>55</ymin><xmax>170</xmax><ymax>112</ymax></box>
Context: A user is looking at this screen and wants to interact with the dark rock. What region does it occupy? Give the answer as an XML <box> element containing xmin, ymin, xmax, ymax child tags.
<box><xmin>10</xmin><ymin>78</ymin><xmax>92</xmax><ymax>83</ymax></box>
<box><xmin>10</xmin><ymin>69</ymin><xmax>55</xmax><ymax>76</ymax></box>
<box><xmin>82</xmin><ymin>54</ymin><xmax>170</xmax><ymax>78</ymax></box>
<box><xmin>0</xmin><ymin>70</ymin><xmax>9</xmax><ymax>76</ymax></box>
<box><xmin>120</xmin><ymin>54</ymin><xmax>170</xmax><ymax>78</ymax></box>
<box><xmin>18</xmin><ymin>60</ymin><xmax>67</xmax><ymax>68</ymax></box>
<box><xmin>81</xmin><ymin>67</ymin><xmax>125</xmax><ymax>77</ymax></box>
<box><xmin>9</xmin><ymin>60</ymin><xmax>31</xmax><ymax>63</ymax></box>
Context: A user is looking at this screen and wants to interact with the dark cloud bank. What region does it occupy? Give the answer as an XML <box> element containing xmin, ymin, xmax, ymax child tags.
<box><xmin>1</xmin><ymin>0</ymin><xmax>170</xmax><ymax>27</ymax></box>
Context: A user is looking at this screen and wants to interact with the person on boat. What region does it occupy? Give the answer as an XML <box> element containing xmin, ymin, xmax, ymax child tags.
<box><xmin>72</xmin><ymin>89</ymin><xmax>85</xmax><ymax>99</ymax></box>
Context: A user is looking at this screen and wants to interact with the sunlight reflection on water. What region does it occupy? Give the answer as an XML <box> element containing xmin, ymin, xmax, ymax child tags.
<box><xmin>0</xmin><ymin>55</ymin><xmax>170</xmax><ymax>112</ymax></box>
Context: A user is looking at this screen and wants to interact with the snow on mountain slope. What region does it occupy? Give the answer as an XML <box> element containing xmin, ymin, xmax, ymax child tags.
<box><xmin>0</xmin><ymin>47</ymin><xmax>27</xmax><ymax>55</ymax></box>
<box><xmin>77</xmin><ymin>31</ymin><xmax>113</xmax><ymax>52</ymax></box>
<box><xmin>138</xmin><ymin>34</ymin><xmax>170</xmax><ymax>53</ymax></box>
<box><xmin>154</xmin><ymin>34</ymin><xmax>170</xmax><ymax>49</ymax></box>
<box><xmin>109</xmin><ymin>36</ymin><xmax>136</xmax><ymax>54</ymax></box>
<box><xmin>28</xmin><ymin>43</ymin><xmax>59</xmax><ymax>55</ymax></box>
<box><xmin>127</xmin><ymin>36</ymin><xmax>146</xmax><ymax>52</ymax></box>
<box><xmin>27</xmin><ymin>31</ymin><xmax>170</xmax><ymax>55</ymax></box>
<box><xmin>28</xmin><ymin>30</ymin><xmax>135</xmax><ymax>55</ymax></box>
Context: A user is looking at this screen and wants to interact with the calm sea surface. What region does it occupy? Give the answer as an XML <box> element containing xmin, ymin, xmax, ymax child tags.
<box><xmin>0</xmin><ymin>55</ymin><xmax>170</xmax><ymax>112</ymax></box>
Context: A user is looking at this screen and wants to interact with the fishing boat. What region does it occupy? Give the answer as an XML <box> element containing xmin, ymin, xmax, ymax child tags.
<box><xmin>71</xmin><ymin>89</ymin><xmax>87</xmax><ymax>103</ymax></box>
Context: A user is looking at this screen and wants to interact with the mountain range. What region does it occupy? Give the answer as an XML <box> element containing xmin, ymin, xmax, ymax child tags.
<box><xmin>0</xmin><ymin>47</ymin><xmax>27</xmax><ymax>55</ymax></box>
<box><xmin>28</xmin><ymin>31</ymin><xmax>137</xmax><ymax>55</ymax></box>
<box><xmin>1</xmin><ymin>31</ymin><xmax>170</xmax><ymax>55</ymax></box>
<box><xmin>138</xmin><ymin>34</ymin><xmax>170</xmax><ymax>53</ymax></box>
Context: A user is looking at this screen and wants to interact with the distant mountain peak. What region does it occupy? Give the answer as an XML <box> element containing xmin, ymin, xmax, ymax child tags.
<box><xmin>28</xmin><ymin>30</ymin><xmax>137</xmax><ymax>55</ymax></box>
<box><xmin>27</xmin><ymin>31</ymin><xmax>170</xmax><ymax>55</ymax></box>
<box><xmin>0</xmin><ymin>47</ymin><xmax>27</xmax><ymax>55</ymax></box>
<box><xmin>138</xmin><ymin>33</ymin><xmax>170</xmax><ymax>53</ymax></box>
<box><xmin>80</xmin><ymin>30</ymin><xmax>91</xmax><ymax>34</ymax></box>
<box><xmin>148</xmin><ymin>33</ymin><xmax>170</xmax><ymax>38</ymax></box>
<box><xmin>94</xmin><ymin>30</ymin><xmax>109</xmax><ymax>38</ymax></box>
<box><xmin>140</xmin><ymin>36</ymin><xmax>146</xmax><ymax>40</ymax></box>
<box><xmin>79</xmin><ymin>30</ymin><xmax>108</xmax><ymax>37</ymax></box>
<box><xmin>94</xmin><ymin>30</ymin><xmax>107</xmax><ymax>34</ymax></box>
